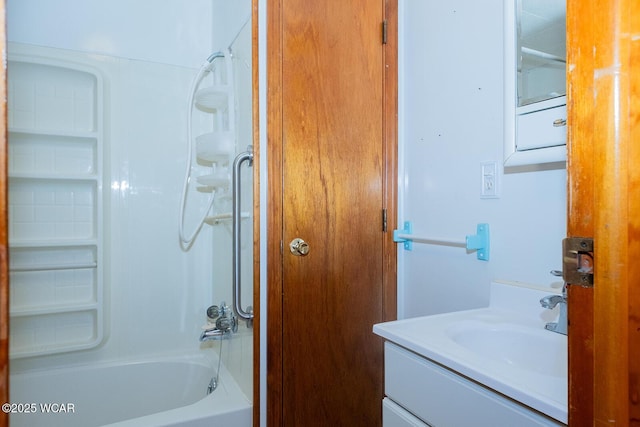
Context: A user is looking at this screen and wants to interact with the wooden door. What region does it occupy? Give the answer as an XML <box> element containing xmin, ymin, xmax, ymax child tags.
<box><xmin>566</xmin><ymin>0</ymin><xmax>640</xmax><ymax>424</ymax></box>
<box><xmin>267</xmin><ymin>0</ymin><xmax>398</xmax><ymax>425</ymax></box>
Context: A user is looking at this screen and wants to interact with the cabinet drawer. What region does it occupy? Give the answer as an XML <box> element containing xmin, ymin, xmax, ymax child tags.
<box><xmin>516</xmin><ymin>104</ymin><xmax>566</xmax><ymax>151</ymax></box>
<box><xmin>384</xmin><ymin>342</ymin><xmax>563</xmax><ymax>427</ymax></box>
<box><xmin>383</xmin><ymin>398</ymin><xmax>430</xmax><ymax>427</ymax></box>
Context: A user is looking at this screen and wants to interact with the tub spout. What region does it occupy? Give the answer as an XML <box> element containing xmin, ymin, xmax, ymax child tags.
<box><xmin>200</xmin><ymin>327</ymin><xmax>228</xmax><ymax>342</ymax></box>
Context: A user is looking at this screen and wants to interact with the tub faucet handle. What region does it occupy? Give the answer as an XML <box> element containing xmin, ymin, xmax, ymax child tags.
<box><xmin>207</xmin><ymin>305</ymin><xmax>220</xmax><ymax>320</ymax></box>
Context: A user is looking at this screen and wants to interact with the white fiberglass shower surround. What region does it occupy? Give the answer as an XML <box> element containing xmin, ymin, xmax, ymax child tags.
<box><xmin>6</xmin><ymin>1</ymin><xmax>254</xmax><ymax>426</ymax></box>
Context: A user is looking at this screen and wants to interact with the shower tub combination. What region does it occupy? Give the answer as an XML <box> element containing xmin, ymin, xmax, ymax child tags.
<box><xmin>10</xmin><ymin>352</ymin><xmax>251</xmax><ymax>427</ymax></box>
<box><xmin>7</xmin><ymin>35</ymin><xmax>254</xmax><ymax>427</ymax></box>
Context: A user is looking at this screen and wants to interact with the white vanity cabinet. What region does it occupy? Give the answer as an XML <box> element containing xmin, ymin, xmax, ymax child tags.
<box><xmin>383</xmin><ymin>342</ymin><xmax>564</xmax><ymax>427</ymax></box>
<box><xmin>383</xmin><ymin>398</ymin><xmax>429</xmax><ymax>427</ymax></box>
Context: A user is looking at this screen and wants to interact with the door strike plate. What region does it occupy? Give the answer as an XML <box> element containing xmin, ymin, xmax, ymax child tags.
<box><xmin>562</xmin><ymin>237</ymin><xmax>594</xmax><ymax>287</ymax></box>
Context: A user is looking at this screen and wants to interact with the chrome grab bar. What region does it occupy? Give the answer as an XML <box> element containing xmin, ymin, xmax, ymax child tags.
<box><xmin>232</xmin><ymin>146</ymin><xmax>254</xmax><ymax>322</ymax></box>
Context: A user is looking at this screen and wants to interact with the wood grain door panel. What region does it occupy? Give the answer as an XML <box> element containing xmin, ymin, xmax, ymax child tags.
<box><xmin>567</xmin><ymin>0</ymin><xmax>640</xmax><ymax>424</ymax></box>
<box><xmin>281</xmin><ymin>1</ymin><xmax>385</xmax><ymax>425</ymax></box>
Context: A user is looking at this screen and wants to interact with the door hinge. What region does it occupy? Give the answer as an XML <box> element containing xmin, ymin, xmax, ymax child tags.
<box><xmin>562</xmin><ymin>237</ymin><xmax>594</xmax><ymax>287</ymax></box>
<box><xmin>382</xmin><ymin>20</ymin><xmax>388</xmax><ymax>45</ymax></box>
<box><xmin>382</xmin><ymin>209</ymin><xmax>388</xmax><ymax>232</ymax></box>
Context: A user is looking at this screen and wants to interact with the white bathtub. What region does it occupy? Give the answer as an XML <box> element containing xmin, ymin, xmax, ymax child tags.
<box><xmin>9</xmin><ymin>353</ymin><xmax>252</xmax><ymax>427</ymax></box>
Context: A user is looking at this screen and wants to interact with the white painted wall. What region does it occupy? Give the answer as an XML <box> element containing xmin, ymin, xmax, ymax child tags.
<box><xmin>398</xmin><ymin>0</ymin><xmax>567</xmax><ymax>318</ymax></box>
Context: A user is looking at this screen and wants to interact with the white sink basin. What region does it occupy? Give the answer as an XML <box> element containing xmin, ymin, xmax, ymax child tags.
<box><xmin>373</xmin><ymin>281</ymin><xmax>567</xmax><ymax>424</ymax></box>
<box><xmin>446</xmin><ymin>320</ymin><xmax>567</xmax><ymax>378</ymax></box>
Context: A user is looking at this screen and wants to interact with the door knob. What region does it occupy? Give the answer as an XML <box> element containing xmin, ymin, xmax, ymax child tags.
<box><xmin>289</xmin><ymin>238</ymin><xmax>310</xmax><ymax>256</ymax></box>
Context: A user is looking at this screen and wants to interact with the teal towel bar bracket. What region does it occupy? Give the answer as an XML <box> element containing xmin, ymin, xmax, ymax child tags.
<box><xmin>393</xmin><ymin>221</ymin><xmax>414</xmax><ymax>250</ymax></box>
<box><xmin>393</xmin><ymin>221</ymin><xmax>490</xmax><ymax>261</ymax></box>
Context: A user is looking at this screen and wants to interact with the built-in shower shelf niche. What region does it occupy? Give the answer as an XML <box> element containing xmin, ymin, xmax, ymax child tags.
<box><xmin>9</xmin><ymin>310</ymin><xmax>101</xmax><ymax>358</ymax></box>
<box><xmin>9</xmin><ymin>130</ymin><xmax>98</xmax><ymax>177</ymax></box>
<box><xmin>7</xmin><ymin>46</ymin><xmax>105</xmax><ymax>358</ymax></box>
<box><xmin>9</xmin><ymin>178</ymin><xmax>98</xmax><ymax>241</ymax></box>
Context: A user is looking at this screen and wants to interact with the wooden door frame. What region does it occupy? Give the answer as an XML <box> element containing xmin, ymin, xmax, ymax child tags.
<box><xmin>0</xmin><ymin>1</ymin><xmax>8</xmax><ymax>426</ymax></box>
<box><xmin>265</xmin><ymin>0</ymin><xmax>398</xmax><ymax>424</ymax></box>
<box><xmin>251</xmin><ymin>0</ymin><xmax>261</xmax><ymax>425</ymax></box>
<box><xmin>567</xmin><ymin>0</ymin><xmax>640</xmax><ymax>424</ymax></box>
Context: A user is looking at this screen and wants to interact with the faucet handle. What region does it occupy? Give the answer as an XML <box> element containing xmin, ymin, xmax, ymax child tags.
<box><xmin>216</xmin><ymin>313</ymin><xmax>238</xmax><ymax>333</ymax></box>
<box><xmin>206</xmin><ymin>305</ymin><xmax>220</xmax><ymax>320</ymax></box>
<box><xmin>540</xmin><ymin>294</ymin><xmax>564</xmax><ymax>309</ymax></box>
<box><xmin>550</xmin><ymin>270</ymin><xmax>568</xmax><ymax>298</ymax></box>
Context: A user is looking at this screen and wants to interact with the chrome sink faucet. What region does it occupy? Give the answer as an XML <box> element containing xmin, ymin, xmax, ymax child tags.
<box><xmin>540</xmin><ymin>271</ymin><xmax>567</xmax><ymax>335</ymax></box>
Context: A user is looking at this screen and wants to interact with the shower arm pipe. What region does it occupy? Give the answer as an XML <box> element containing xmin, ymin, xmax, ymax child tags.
<box><xmin>205</xmin><ymin>51</ymin><xmax>226</xmax><ymax>66</ymax></box>
<box><xmin>232</xmin><ymin>147</ymin><xmax>254</xmax><ymax>321</ymax></box>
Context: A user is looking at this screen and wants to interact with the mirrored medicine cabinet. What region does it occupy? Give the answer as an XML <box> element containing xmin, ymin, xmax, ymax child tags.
<box><xmin>504</xmin><ymin>0</ymin><xmax>567</xmax><ymax>167</ymax></box>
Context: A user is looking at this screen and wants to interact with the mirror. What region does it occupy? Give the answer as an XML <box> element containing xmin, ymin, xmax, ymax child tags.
<box><xmin>504</xmin><ymin>0</ymin><xmax>567</xmax><ymax>167</ymax></box>
<box><xmin>518</xmin><ymin>0</ymin><xmax>566</xmax><ymax>107</ymax></box>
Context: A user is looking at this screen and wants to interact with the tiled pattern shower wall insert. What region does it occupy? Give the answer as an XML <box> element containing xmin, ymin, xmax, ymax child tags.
<box><xmin>8</xmin><ymin>53</ymin><xmax>104</xmax><ymax>358</ymax></box>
